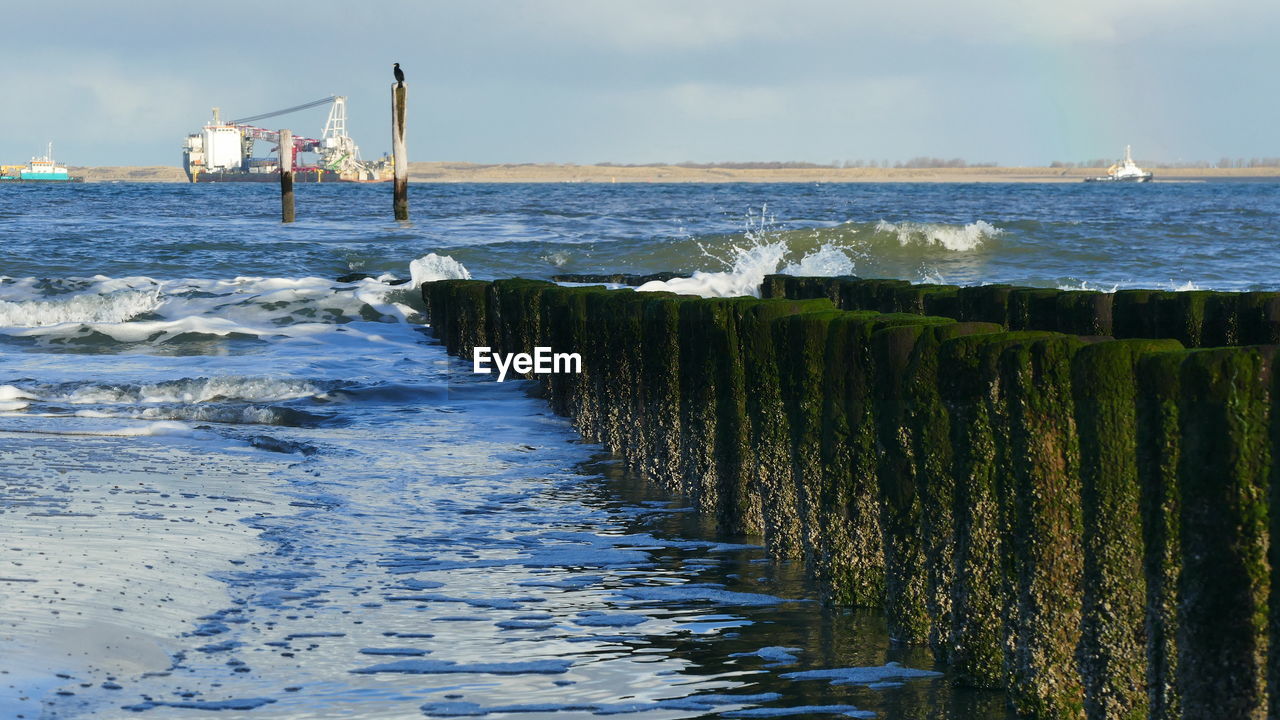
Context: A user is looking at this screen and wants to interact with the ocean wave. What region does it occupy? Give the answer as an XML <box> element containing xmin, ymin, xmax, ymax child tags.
<box><xmin>0</xmin><ymin>289</ymin><xmax>162</xmax><ymax>328</ymax></box>
<box><xmin>630</xmin><ymin>213</ymin><xmax>1001</xmax><ymax>298</ymax></box>
<box><xmin>871</xmin><ymin>220</ymin><xmax>1001</xmax><ymax>251</ymax></box>
<box><xmin>18</xmin><ymin>376</ymin><xmax>330</xmax><ymax>405</ymax></box>
<box><xmin>409</xmin><ymin>253</ymin><xmax>471</xmax><ymax>287</ymax></box>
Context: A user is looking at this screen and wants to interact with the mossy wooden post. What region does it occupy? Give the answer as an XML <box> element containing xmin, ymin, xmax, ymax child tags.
<box><xmin>391</xmin><ymin>80</ymin><xmax>409</xmax><ymax>221</ymax></box>
<box><xmin>1073</xmin><ymin>339</ymin><xmax>1182</xmax><ymax>720</ymax></box>
<box><xmin>678</xmin><ymin>298</ymin><xmax>742</xmax><ymax>517</ymax></box>
<box><xmin>1155</xmin><ymin>290</ymin><xmax>1210</xmax><ymax>347</ymax></box>
<box><xmin>739</xmin><ymin>299</ymin><xmax>833</xmax><ymax>549</ymax></box>
<box><xmin>899</xmin><ymin>322</ymin><xmax>1002</xmax><ymax>657</ymax></box>
<box><xmin>808</xmin><ymin>312</ymin><xmax>929</xmax><ymax>607</ymax></box>
<box><xmin>956</xmin><ymin>284</ymin><xmax>1015</xmax><ymax>326</ymax></box>
<box><xmin>1203</xmin><ymin>292</ymin><xmax>1242</xmax><ymax>347</ymax></box>
<box><xmin>1239</xmin><ymin>291</ymin><xmax>1280</xmax><ymax>345</ymax></box>
<box><xmin>1007</xmin><ymin>288</ymin><xmax>1060</xmax><ymax>331</ymax></box>
<box><xmin>422</xmin><ymin>279</ymin><xmax>490</xmax><ymax>357</ymax></box>
<box><xmin>1112</xmin><ymin>290</ymin><xmax>1160</xmax><ymax>340</ymax></box>
<box><xmin>1177</xmin><ymin>347</ymin><xmax>1273</xmax><ymax>720</ymax></box>
<box><xmin>1135</xmin><ymin>351</ymin><xmax>1184</xmax><ymax>720</ymax></box>
<box><xmin>1000</xmin><ymin>334</ymin><xmax>1087</xmax><ymax>719</ymax></box>
<box><xmin>593</xmin><ymin>291</ymin><xmax>644</xmax><ymax>458</ymax></box>
<box><xmin>638</xmin><ymin>294</ymin><xmax>695</xmax><ymax>490</ymax></box>
<box><xmin>938</xmin><ymin>330</ymin><xmax>1054</xmax><ymax>688</ymax></box>
<box><xmin>1057</xmin><ymin>290</ymin><xmax>1113</xmax><ymax>336</ymax></box>
<box><xmin>777</xmin><ymin>310</ymin><xmax>843</xmax><ymax>577</ymax></box>
<box><xmin>278</xmin><ymin>129</ymin><xmax>295</xmax><ymax>223</ymax></box>
<box><xmin>869</xmin><ymin>317</ymin><xmax>959</xmax><ymax>642</ymax></box>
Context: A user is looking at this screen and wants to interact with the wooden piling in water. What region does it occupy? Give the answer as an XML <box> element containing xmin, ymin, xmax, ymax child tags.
<box><xmin>392</xmin><ymin>81</ymin><xmax>409</xmax><ymax>221</ymax></box>
<box><xmin>278</xmin><ymin>129</ymin><xmax>294</xmax><ymax>223</ymax></box>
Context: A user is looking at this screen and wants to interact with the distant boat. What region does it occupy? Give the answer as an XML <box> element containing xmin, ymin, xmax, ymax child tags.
<box><xmin>0</xmin><ymin>143</ymin><xmax>84</xmax><ymax>183</ymax></box>
<box><xmin>1085</xmin><ymin>145</ymin><xmax>1154</xmax><ymax>182</ymax></box>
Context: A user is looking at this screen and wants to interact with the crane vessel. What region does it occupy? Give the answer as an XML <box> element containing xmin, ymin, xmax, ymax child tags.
<box><xmin>182</xmin><ymin>96</ymin><xmax>390</xmax><ymax>183</ymax></box>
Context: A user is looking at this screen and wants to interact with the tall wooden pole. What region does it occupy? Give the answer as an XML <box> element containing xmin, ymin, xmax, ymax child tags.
<box><xmin>392</xmin><ymin>82</ymin><xmax>409</xmax><ymax>220</ymax></box>
<box><xmin>279</xmin><ymin>128</ymin><xmax>295</xmax><ymax>223</ymax></box>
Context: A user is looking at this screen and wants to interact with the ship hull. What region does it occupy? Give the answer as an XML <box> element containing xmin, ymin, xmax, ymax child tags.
<box><xmin>0</xmin><ymin>177</ymin><xmax>85</xmax><ymax>183</ymax></box>
<box><xmin>188</xmin><ymin>169</ymin><xmax>388</xmax><ymax>183</ymax></box>
<box><xmin>1084</xmin><ymin>174</ymin><xmax>1154</xmax><ymax>183</ymax></box>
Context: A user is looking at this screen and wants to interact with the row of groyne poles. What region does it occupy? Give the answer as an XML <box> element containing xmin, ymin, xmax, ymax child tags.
<box><xmin>422</xmin><ymin>275</ymin><xmax>1280</xmax><ymax>720</ymax></box>
<box><xmin>278</xmin><ymin>82</ymin><xmax>409</xmax><ymax>223</ymax></box>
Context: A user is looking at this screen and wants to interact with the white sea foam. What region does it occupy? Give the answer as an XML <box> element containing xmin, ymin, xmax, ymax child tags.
<box><xmin>0</xmin><ymin>252</ymin><xmax>470</xmax><ymax>348</ymax></box>
<box><xmin>409</xmin><ymin>253</ymin><xmax>472</xmax><ymax>287</ymax></box>
<box><xmin>873</xmin><ymin>219</ymin><xmax>1001</xmax><ymax>251</ymax></box>
<box><xmin>636</xmin><ymin>242</ymin><xmax>854</xmax><ymax>299</ymax></box>
<box><xmin>44</xmin><ymin>377</ymin><xmax>325</xmax><ymax>405</ymax></box>
<box><xmin>0</xmin><ymin>289</ymin><xmax>161</xmax><ymax>328</ymax></box>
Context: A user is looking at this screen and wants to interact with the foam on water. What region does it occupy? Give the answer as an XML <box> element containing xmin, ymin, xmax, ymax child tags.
<box><xmin>637</xmin><ymin>209</ymin><xmax>857</xmax><ymax>298</ymax></box>
<box><xmin>873</xmin><ymin>219</ymin><xmax>1001</xmax><ymax>251</ymax></box>
<box><xmin>0</xmin><ymin>288</ymin><xmax>162</xmax><ymax>327</ymax></box>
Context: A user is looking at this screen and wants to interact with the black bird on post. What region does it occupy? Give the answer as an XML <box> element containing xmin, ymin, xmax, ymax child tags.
<box><xmin>393</xmin><ymin>63</ymin><xmax>405</xmax><ymax>85</ymax></box>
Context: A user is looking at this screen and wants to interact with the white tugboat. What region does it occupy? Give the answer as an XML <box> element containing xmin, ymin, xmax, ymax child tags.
<box><xmin>1085</xmin><ymin>145</ymin><xmax>1154</xmax><ymax>182</ymax></box>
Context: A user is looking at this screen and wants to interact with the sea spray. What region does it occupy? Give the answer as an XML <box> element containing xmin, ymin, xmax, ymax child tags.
<box><xmin>636</xmin><ymin>207</ymin><xmax>856</xmax><ymax>298</ymax></box>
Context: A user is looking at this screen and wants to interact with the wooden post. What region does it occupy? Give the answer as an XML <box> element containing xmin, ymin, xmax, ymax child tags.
<box><xmin>279</xmin><ymin>129</ymin><xmax>295</xmax><ymax>223</ymax></box>
<box><xmin>392</xmin><ymin>82</ymin><xmax>408</xmax><ymax>220</ymax></box>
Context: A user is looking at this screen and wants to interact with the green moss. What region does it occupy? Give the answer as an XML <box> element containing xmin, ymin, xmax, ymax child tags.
<box><xmin>888</xmin><ymin>283</ymin><xmax>960</xmax><ymax>316</ymax></box>
<box><xmin>956</xmin><ymin>284</ymin><xmax>1016</xmax><ymax>326</ymax></box>
<box><xmin>901</xmin><ymin>321</ymin><xmax>1003</xmax><ymax>657</ymax></box>
<box><xmin>1056</xmin><ymin>290</ymin><xmax>1114</xmax><ymax>337</ymax></box>
<box><xmin>938</xmin><ymin>331</ymin><xmax>1058</xmax><ymax>688</ymax></box>
<box><xmin>847</xmin><ymin>279</ymin><xmax>911</xmax><ymax>312</ymax></box>
<box><xmin>423</xmin><ymin>279</ymin><xmax>492</xmax><ymax>357</ymax></box>
<box><xmin>1155</xmin><ymin>290</ymin><xmax>1211</xmax><ymax>347</ymax></box>
<box><xmin>759</xmin><ymin>274</ymin><xmax>791</xmax><ymax>299</ymax></box>
<box><xmin>637</xmin><ymin>294</ymin><xmax>702</xmax><ymax>491</ymax></box>
<box><xmin>677</xmin><ymin>297</ymin><xmax>762</xmax><ymax>524</ymax></box>
<box><xmin>1135</xmin><ymin>351</ymin><xmax>1183</xmax><ymax>720</ymax></box>
<box><xmin>488</xmin><ymin>279</ymin><xmax>555</xmax><ymax>359</ymax></box>
<box><xmin>594</xmin><ymin>291</ymin><xmax>648</xmax><ymax>462</ymax></box>
<box><xmin>1238</xmin><ymin>292</ymin><xmax>1280</xmax><ymax>345</ymax></box>
<box><xmin>869</xmin><ymin>317</ymin><xmax>961</xmax><ymax>641</ymax></box>
<box><xmin>1073</xmin><ymin>339</ymin><xmax>1182</xmax><ymax>720</ymax></box>
<box><xmin>1202</xmin><ymin>292</ymin><xmax>1242</xmax><ymax>347</ymax></box>
<box><xmin>1112</xmin><ymin>290</ymin><xmax>1161</xmax><ymax>340</ymax></box>
<box><xmin>539</xmin><ymin>285</ymin><xmax>610</xmax><ymax>430</ymax></box>
<box><xmin>1000</xmin><ymin>335</ymin><xmax>1087</xmax><ymax>719</ymax></box>
<box><xmin>1007</xmin><ymin>288</ymin><xmax>1061</xmax><ymax>331</ymax></box>
<box><xmin>737</xmin><ymin>298</ymin><xmax>834</xmax><ymax>546</ymax></box>
<box><xmin>777</xmin><ymin>310</ymin><xmax>849</xmax><ymax>581</ymax></box>
<box><xmin>1176</xmin><ymin>347</ymin><xmax>1273</xmax><ymax>719</ymax></box>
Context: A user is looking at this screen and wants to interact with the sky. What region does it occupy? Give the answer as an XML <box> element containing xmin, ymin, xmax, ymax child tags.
<box><xmin>2</xmin><ymin>0</ymin><xmax>1276</xmax><ymax>167</ymax></box>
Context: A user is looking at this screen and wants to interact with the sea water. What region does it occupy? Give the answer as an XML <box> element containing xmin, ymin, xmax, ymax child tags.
<box><xmin>1</xmin><ymin>181</ymin><xmax>1277</xmax><ymax>719</ymax></box>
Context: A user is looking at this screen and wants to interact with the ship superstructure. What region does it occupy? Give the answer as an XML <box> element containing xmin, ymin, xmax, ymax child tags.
<box><xmin>182</xmin><ymin>96</ymin><xmax>390</xmax><ymax>183</ymax></box>
<box><xmin>1085</xmin><ymin>145</ymin><xmax>1154</xmax><ymax>183</ymax></box>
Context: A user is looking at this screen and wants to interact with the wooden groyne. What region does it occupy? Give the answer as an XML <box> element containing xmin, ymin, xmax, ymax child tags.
<box><xmin>422</xmin><ymin>276</ymin><xmax>1279</xmax><ymax>720</ymax></box>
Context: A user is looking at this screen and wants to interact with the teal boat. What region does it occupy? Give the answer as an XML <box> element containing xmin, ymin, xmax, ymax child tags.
<box><xmin>1</xmin><ymin>144</ymin><xmax>84</xmax><ymax>182</ymax></box>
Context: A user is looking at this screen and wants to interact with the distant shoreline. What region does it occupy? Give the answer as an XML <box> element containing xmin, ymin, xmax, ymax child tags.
<box><xmin>64</xmin><ymin>163</ymin><xmax>1280</xmax><ymax>184</ymax></box>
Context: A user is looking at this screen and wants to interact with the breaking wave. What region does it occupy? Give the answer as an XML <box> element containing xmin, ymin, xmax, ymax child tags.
<box><xmin>634</xmin><ymin>209</ymin><xmax>1000</xmax><ymax>298</ymax></box>
<box><xmin>872</xmin><ymin>219</ymin><xmax>1001</xmax><ymax>251</ymax></box>
<box><xmin>0</xmin><ymin>289</ymin><xmax>162</xmax><ymax>327</ymax></box>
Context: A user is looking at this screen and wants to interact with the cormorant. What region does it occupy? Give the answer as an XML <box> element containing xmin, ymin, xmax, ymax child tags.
<box><xmin>393</xmin><ymin>63</ymin><xmax>405</xmax><ymax>84</ymax></box>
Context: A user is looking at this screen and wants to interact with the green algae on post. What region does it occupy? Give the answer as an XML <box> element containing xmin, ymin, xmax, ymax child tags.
<box><xmin>1176</xmin><ymin>347</ymin><xmax>1273</xmax><ymax>720</ymax></box>
<box><xmin>1074</xmin><ymin>339</ymin><xmax>1182</xmax><ymax>720</ymax></box>
<box><xmin>1135</xmin><ymin>351</ymin><xmax>1185</xmax><ymax>720</ymax></box>
<box><xmin>1000</xmin><ymin>334</ymin><xmax>1087</xmax><ymax>719</ymax></box>
<box><xmin>937</xmin><ymin>331</ymin><xmax>1054</xmax><ymax>687</ymax></box>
